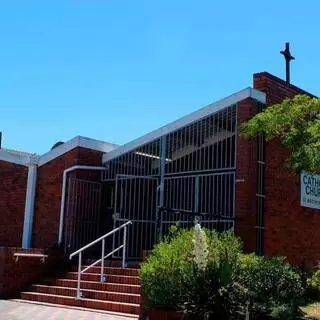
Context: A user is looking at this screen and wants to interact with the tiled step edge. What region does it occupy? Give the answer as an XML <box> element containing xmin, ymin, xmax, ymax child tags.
<box><xmin>54</xmin><ymin>279</ymin><xmax>141</xmax><ymax>294</ymax></box>
<box><xmin>20</xmin><ymin>292</ymin><xmax>140</xmax><ymax>315</ymax></box>
<box><xmin>67</xmin><ymin>272</ymin><xmax>140</xmax><ymax>285</ymax></box>
<box><xmin>81</xmin><ymin>266</ymin><xmax>139</xmax><ymax>277</ymax></box>
<box><xmin>31</xmin><ymin>285</ymin><xmax>141</xmax><ymax>304</ymax></box>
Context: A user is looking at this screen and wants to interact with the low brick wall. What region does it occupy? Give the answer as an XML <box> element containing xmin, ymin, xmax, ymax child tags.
<box><xmin>0</xmin><ymin>247</ymin><xmax>65</xmax><ymax>298</ymax></box>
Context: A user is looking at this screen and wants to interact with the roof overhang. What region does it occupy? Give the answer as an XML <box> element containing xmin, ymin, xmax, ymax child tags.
<box><xmin>103</xmin><ymin>87</ymin><xmax>266</xmax><ymax>163</ymax></box>
<box><xmin>0</xmin><ymin>136</ymin><xmax>119</xmax><ymax>167</ymax></box>
<box><xmin>0</xmin><ymin>149</ymin><xmax>38</xmax><ymax>166</ymax></box>
<box><xmin>38</xmin><ymin>136</ymin><xmax>118</xmax><ymax>166</ymax></box>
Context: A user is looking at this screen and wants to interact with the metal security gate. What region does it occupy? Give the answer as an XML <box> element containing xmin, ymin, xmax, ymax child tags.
<box><xmin>112</xmin><ymin>175</ymin><xmax>159</xmax><ymax>259</ymax></box>
<box><xmin>105</xmin><ymin>103</ymin><xmax>238</xmax><ymax>259</ymax></box>
<box><xmin>112</xmin><ymin>172</ymin><xmax>235</xmax><ymax>259</ymax></box>
<box><xmin>160</xmin><ymin>172</ymin><xmax>235</xmax><ymax>237</ymax></box>
<box><xmin>64</xmin><ymin>177</ymin><xmax>102</xmax><ymax>254</ymax></box>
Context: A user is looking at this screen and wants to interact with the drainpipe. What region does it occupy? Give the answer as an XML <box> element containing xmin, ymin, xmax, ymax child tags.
<box><xmin>22</xmin><ymin>157</ymin><xmax>38</xmax><ymax>248</ymax></box>
<box><xmin>58</xmin><ymin>165</ymin><xmax>106</xmax><ymax>245</ymax></box>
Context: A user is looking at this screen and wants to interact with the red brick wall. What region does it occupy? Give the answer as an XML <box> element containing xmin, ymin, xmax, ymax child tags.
<box><xmin>0</xmin><ymin>247</ymin><xmax>63</xmax><ymax>298</ymax></box>
<box><xmin>235</xmin><ymin>98</ymin><xmax>259</xmax><ymax>253</ymax></box>
<box><xmin>253</xmin><ymin>72</ymin><xmax>316</xmax><ymax>105</ymax></box>
<box><xmin>253</xmin><ymin>72</ymin><xmax>319</xmax><ymax>265</ymax></box>
<box><xmin>32</xmin><ymin>147</ymin><xmax>103</xmax><ymax>249</ymax></box>
<box><xmin>0</xmin><ymin>161</ymin><xmax>28</xmax><ymax>247</ymax></box>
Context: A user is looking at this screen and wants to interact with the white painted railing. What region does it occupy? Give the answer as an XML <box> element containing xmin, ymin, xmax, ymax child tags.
<box><xmin>69</xmin><ymin>220</ymin><xmax>132</xmax><ymax>299</ymax></box>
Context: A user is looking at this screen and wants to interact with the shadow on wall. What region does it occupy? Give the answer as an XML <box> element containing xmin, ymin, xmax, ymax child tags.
<box><xmin>0</xmin><ymin>246</ymin><xmax>67</xmax><ymax>298</ymax></box>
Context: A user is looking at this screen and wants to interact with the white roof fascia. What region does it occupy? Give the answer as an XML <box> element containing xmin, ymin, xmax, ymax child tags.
<box><xmin>103</xmin><ymin>87</ymin><xmax>266</xmax><ymax>163</ymax></box>
<box><xmin>0</xmin><ymin>149</ymin><xmax>29</xmax><ymax>166</ymax></box>
<box><xmin>38</xmin><ymin>136</ymin><xmax>119</xmax><ymax>167</ymax></box>
<box><xmin>0</xmin><ymin>149</ymin><xmax>39</xmax><ymax>166</ymax></box>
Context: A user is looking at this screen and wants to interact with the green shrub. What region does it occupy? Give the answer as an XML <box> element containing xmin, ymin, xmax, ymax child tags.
<box><xmin>306</xmin><ymin>269</ymin><xmax>320</xmax><ymax>301</ymax></box>
<box><xmin>139</xmin><ymin>228</ymin><xmax>193</xmax><ymax>310</ymax></box>
<box><xmin>235</xmin><ymin>254</ymin><xmax>304</xmax><ymax>319</ymax></box>
<box><xmin>139</xmin><ymin>227</ymin><xmax>242</xmax><ymax>319</ymax></box>
<box><xmin>307</xmin><ymin>269</ymin><xmax>320</xmax><ymax>288</ymax></box>
<box><xmin>140</xmin><ymin>225</ymin><xmax>304</xmax><ymax>320</ymax></box>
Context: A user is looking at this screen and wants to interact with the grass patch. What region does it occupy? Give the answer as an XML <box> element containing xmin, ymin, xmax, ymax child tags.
<box><xmin>301</xmin><ymin>303</ymin><xmax>320</xmax><ymax>319</ymax></box>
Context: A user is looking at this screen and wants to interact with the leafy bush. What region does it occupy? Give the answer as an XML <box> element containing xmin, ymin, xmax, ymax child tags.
<box><xmin>306</xmin><ymin>269</ymin><xmax>320</xmax><ymax>301</ymax></box>
<box><xmin>235</xmin><ymin>254</ymin><xmax>304</xmax><ymax>319</ymax></box>
<box><xmin>139</xmin><ymin>227</ymin><xmax>242</xmax><ymax>319</ymax></box>
<box><xmin>139</xmin><ymin>228</ymin><xmax>194</xmax><ymax>311</ymax></box>
<box><xmin>307</xmin><ymin>269</ymin><xmax>320</xmax><ymax>288</ymax></box>
<box><xmin>140</xmin><ymin>225</ymin><xmax>304</xmax><ymax>320</ymax></box>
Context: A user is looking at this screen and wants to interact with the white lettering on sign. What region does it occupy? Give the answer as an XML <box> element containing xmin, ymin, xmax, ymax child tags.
<box><xmin>301</xmin><ymin>171</ymin><xmax>320</xmax><ymax>210</ymax></box>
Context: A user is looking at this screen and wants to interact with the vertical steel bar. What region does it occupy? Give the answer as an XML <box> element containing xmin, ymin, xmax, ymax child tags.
<box><xmin>100</xmin><ymin>238</ymin><xmax>105</xmax><ymax>282</ymax></box>
<box><xmin>212</xmin><ymin>115</ymin><xmax>215</xmax><ymax>170</ymax></box>
<box><xmin>96</xmin><ymin>182</ymin><xmax>102</xmax><ymax>239</ymax></box>
<box><xmin>220</xmin><ymin>174</ymin><xmax>223</xmax><ymax>221</ymax></box>
<box><xmin>194</xmin><ymin>176</ymin><xmax>200</xmax><ymax>213</ymax></box>
<box><xmin>212</xmin><ymin>174</ymin><xmax>215</xmax><ymax>220</ymax></box>
<box><xmin>191</xmin><ymin>123</ymin><xmax>195</xmax><ymax>172</ymax></box>
<box><xmin>130</xmin><ymin>178</ymin><xmax>134</xmax><ymax>258</ymax></box>
<box><xmin>180</xmin><ymin>124</ymin><xmax>188</xmax><ymax>172</ymax></box>
<box><xmin>112</xmin><ymin>177</ymin><xmax>119</xmax><ymax>256</ymax></box>
<box><xmin>182</xmin><ymin>176</ymin><xmax>186</xmax><ymax>212</ymax></box>
<box><xmin>122</xmin><ymin>226</ymin><xmax>127</xmax><ymax>268</ymax></box>
<box><xmin>139</xmin><ymin>179</ymin><xmax>145</xmax><ymax>258</ymax></box>
<box><xmin>75</xmin><ymin>179</ymin><xmax>80</xmax><ymax>251</ymax></box>
<box><xmin>219</xmin><ymin>111</ymin><xmax>223</xmax><ymax>169</ymax></box>
<box><xmin>206</xmin><ymin>116</ymin><xmax>210</xmax><ymax>170</ymax></box>
<box><xmin>234</xmin><ymin>104</ymin><xmax>238</xmax><ymax>169</ymax></box>
<box><xmin>232</xmin><ymin>171</ymin><xmax>236</xmax><ymax>219</ymax></box>
<box><xmin>224</xmin><ymin>174</ymin><xmax>227</xmax><ymax>218</ymax></box>
<box><xmin>196</xmin><ymin>120</ymin><xmax>199</xmax><ymax>171</ymax></box>
<box><xmin>188</xmin><ymin>124</ymin><xmax>192</xmax><ymax>172</ymax></box>
<box><xmin>159</xmin><ymin>136</ymin><xmax>166</xmax><ymax>207</ymax></box>
<box><xmin>134</xmin><ymin>177</ymin><xmax>140</xmax><ymax>259</ymax></box>
<box><xmin>65</xmin><ymin>178</ymin><xmax>73</xmax><ymax>254</ymax></box>
<box><xmin>77</xmin><ymin>251</ymin><xmax>82</xmax><ymax>299</ymax></box>
<box><xmin>86</xmin><ymin>181</ymin><xmax>90</xmax><ymax>246</ymax></box>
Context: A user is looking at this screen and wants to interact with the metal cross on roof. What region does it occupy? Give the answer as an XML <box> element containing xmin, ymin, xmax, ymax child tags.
<box><xmin>280</xmin><ymin>42</ymin><xmax>295</xmax><ymax>84</ymax></box>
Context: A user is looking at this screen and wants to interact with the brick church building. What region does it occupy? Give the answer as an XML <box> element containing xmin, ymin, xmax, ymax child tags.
<box><xmin>0</xmin><ymin>71</ymin><xmax>319</xmax><ymax>312</ymax></box>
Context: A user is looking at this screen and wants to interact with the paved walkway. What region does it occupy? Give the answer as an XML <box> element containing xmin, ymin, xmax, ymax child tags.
<box><xmin>0</xmin><ymin>300</ymin><xmax>138</xmax><ymax>320</ymax></box>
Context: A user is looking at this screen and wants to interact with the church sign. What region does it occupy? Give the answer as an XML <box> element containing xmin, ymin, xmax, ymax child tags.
<box><xmin>301</xmin><ymin>172</ymin><xmax>320</xmax><ymax>210</ymax></box>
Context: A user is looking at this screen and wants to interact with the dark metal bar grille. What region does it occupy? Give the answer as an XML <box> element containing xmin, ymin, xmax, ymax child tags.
<box><xmin>255</xmin><ymin>102</ymin><xmax>266</xmax><ymax>256</ymax></box>
<box><xmin>103</xmin><ymin>104</ymin><xmax>238</xmax><ymax>259</ymax></box>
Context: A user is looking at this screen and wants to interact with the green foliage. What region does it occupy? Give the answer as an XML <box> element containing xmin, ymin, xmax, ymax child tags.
<box><xmin>139</xmin><ymin>228</ymin><xmax>242</xmax><ymax>318</ymax></box>
<box><xmin>308</xmin><ymin>269</ymin><xmax>320</xmax><ymax>288</ymax></box>
<box><xmin>140</xmin><ymin>228</ymin><xmax>304</xmax><ymax>319</ymax></box>
<box><xmin>139</xmin><ymin>228</ymin><xmax>194</xmax><ymax>310</ymax></box>
<box><xmin>306</xmin><ymin>269</ymin><xmax>320</xmax><ymax>301</ymax></box>
<box><xmin>235</xmin><ymin>254</ymin><xmax>304</xmax><ymax>319</ymax></box>
<box><xmin>241</xmin><ymin>95</ymin><xmax>320</xmax><ymax>174</ymax></box>
<box><xmin>269</xmin><ymin>303</ymin><xmax>299</xmax><ymax>320</ymax></box>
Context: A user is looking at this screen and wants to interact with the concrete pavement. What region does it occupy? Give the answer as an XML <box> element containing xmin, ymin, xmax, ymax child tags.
<box><xmin>0</xmin><ymin>300</ymin><xmax>139</xmax><ymax>320</ymax></box>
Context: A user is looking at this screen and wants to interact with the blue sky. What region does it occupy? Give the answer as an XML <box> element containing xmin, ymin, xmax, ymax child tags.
<box><xmin>0</xmin><ymin>0</ymin><xmax>319</xmax><ymax>154</ymax></box>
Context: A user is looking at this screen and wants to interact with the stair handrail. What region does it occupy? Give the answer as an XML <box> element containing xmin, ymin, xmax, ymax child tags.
<box><xmin>69</xmin><ymin>220</ymin><xmax>132</xmax><ymax>299</ymax></box>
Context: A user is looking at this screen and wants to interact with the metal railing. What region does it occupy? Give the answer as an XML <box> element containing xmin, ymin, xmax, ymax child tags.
<box><xmin>69</xmin><ymin>220</ymin><xmax>132</xmax><ymax>299</ymax></box>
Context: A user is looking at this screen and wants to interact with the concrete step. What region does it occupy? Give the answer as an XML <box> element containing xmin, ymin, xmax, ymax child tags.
<box><xmin>66</xmin><ymin>272</ymin><xmax>140</xmax><ymax>285</ymax></box>
<box><xmin>20</xmin><ymin>292</ymin><xmax>140</xmax><ymax>315</ymax></box>
<box><xmin>54</xmin><ymin>278</ymin><xmax>141</xmax><ymax>294</ymax></box>
<box><xmin>84</xmin><ymin>260</ymin><xmax>140</xmax><ymax>268</ymax></box>
<box><xmin>81</xmin><ymin>266</ymin><xmax>139</xmax><ymax>277</ymax></box>
<box><xmin>31</xmin><ymin>284</ymin><xmax>141</xmax><ymax>304</ymax></box>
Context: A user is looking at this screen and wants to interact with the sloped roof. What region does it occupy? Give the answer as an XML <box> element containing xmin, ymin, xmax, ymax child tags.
<box><xmin>103</xmin><ymin>87</ymin><xmax>266</xmax><ymax>163</ymax></box>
